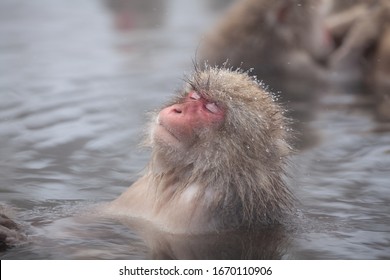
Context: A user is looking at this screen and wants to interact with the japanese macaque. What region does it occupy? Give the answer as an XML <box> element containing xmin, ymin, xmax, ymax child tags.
<box><xmin>104</xmin><ymin>0</ymin><xmax>166</xmax><ymax>32</ymax></box>
<box><xmin>200</xmin><ymin>0</ymin><xmax>334</xmax><ymax>91</ymax></box>
<box><xmin>326</xmin><ymin>0</ymin><xmax>371</xmax><ymax>42</ymax></box>
<box><xmin>372</xmin><ymin>23</ymin><xmax>390</xmax><ymax>121</ymax></box>
<box><xmin>106</xmin><ymin>66</ymin><xmax>294</xmax><ymax>234</ymax></box>
<box><xmin>325</xmin><ymin>0</ymin><xmax>390</xmax><ymax>119</ymax></box>
<box><xmin>326</xmin><ymin>0</ymin><xmax>390</xmax><ymax>83</ymax></box>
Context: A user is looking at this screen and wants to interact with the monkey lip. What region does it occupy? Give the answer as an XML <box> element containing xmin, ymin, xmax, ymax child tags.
<box><xmin>156</xmin><ymin>121</ymin><xmax>181</xmax><ymax>142</ymax></box>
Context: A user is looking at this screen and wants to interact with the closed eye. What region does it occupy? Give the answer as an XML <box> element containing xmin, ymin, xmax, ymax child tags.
<box><xmin>188</xmin><ymin>91</ymin><xmax>220</xmax><ymax>114</ymax></box>
<box><xmin>189</xmin><ymin>91</ymin><xmax>201</xmax><ymax>100</ymax></box>
<box><xmin>205</xmin><ymin>102</ymin><xmax>219</xmax><ymax>114</ymax></box>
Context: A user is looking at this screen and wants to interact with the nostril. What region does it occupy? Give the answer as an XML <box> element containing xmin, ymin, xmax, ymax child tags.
<box><xmin>173</xmin><ymin>107</ymin><xmax>182</xmax><ymax>114</ymax></box>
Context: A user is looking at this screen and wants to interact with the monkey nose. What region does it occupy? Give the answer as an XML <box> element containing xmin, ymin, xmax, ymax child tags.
<box><xmin>170</xmin><ymin>104</ymin><xmax>183</xmax><ymax>114</ymax></box>
<box><xmin>173</xmin><ymin>108</ymin><xmax>182</xmax><ymax>114</ymax></box>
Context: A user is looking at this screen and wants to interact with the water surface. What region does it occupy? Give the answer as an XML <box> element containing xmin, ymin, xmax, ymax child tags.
<box><xmin>1</xmin><ymin>0</ymin><xmax>389</xmax><ymax>259</ymax></box>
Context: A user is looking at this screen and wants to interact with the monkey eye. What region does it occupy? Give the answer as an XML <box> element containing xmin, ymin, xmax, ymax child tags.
<box><xmin>205</xmin><ymin>102</ymin><xmax>219</xmax><ymax>114</ymax></box>
<box><xmin>189</xmin><ymin>91</ymin><xmax>201</xmax><ymax>100</ymax></box>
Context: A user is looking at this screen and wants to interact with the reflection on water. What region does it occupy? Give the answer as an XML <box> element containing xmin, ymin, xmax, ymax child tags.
<box><xmin>1</xmin><ymin>0</ymin><xmax>390</xmax><ymax>259</ymax></box>
<box><xmin>117</xmin><ymin>216</ymin><xmax>291</xmax><ymax>260</ymax></box>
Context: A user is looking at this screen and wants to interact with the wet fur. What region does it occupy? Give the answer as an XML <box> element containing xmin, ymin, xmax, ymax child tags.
<box><xmin>106</xmin><ymin>66</ymin><xmax>294</xmax><ymax>233</ymax></box>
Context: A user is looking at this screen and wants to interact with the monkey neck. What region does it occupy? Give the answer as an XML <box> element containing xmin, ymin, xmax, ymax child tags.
<box><xmin>146</xmin><ymin>150</ymin><xmax>227</xmax><ymax>210</ymax></box>
<box><xmin>145</xmin><ymin>149</ymin><xmax>293</xmax><ymax>228</ymax></box>
<box><xmin>147</xmin><ymin>152</ymin><xmax>202</xmax><ymax>191</ymax></box>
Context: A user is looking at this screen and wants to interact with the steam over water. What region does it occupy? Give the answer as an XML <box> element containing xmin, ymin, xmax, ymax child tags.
<box><xmin>1</xmin><ymin>0</ymin><xmax>389</xmax><ymax>259</ymax></box>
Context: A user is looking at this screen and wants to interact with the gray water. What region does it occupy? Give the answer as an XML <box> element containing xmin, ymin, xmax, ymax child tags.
<box><xmin>1</xmin><ymin>0</ymin><xmax>389</xmax><ymax>260</ymax></box>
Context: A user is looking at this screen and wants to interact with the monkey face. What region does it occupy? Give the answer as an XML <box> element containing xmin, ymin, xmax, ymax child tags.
<box><xmin>152</xmin><ymin>91</ymin><xmax>225</xmax><ymax>151</ymax></box>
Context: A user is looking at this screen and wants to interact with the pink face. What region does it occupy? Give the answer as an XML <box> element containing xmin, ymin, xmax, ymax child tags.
<box><xmin>154</xmin><ymin>91</ymin><xmax>225</xmax><ymax>148</ymax></box>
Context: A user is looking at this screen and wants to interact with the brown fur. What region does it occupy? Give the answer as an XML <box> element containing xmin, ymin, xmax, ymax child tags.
<box><xmin>372</xmin><ymin>22</ymin><xmax>390</xmax><ymax>120</ymax></box>
<box><xmin>326</xmin><ymin>0</ymin><xmax>390</xmax><ymax>119</ymax></box>
<box><xmin>0</xmin><ymin>206</ymin><xmax>26</xmax><ymax>251</ymax></box>
<box><xmin>326</xmin><ymin>1</ymin><xmax>369</xmax><ymax>40</ymax></box>
<box><xmin>106</xmin><ymin>66</ymin><xmax>294</xmax><ymax>234</ymax></box>
<box><xmin>327</xmin><ymin>1</ymin><xmax>390</xmax><ymax>80</ymax></box>
<box><xmin>200</xmin><ymin>0</ymin><xmax>333</xmax><ymax>87</ymax></box>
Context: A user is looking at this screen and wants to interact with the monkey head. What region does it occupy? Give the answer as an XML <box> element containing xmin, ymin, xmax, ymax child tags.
<box><xmin>144</xmin><ymin>66</ymin><xmax>293</xmax><ymax>226</ymax></box>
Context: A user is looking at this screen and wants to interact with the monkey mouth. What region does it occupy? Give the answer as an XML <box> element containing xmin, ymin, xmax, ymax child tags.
<box><xmin>156</xmin><ymin>119</ymin><xmax>180</xmax><ymax>142</ymax></box>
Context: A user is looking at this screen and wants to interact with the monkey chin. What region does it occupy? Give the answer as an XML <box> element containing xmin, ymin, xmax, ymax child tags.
<box><xmin>107</xmin><ymin>65</ymin><xmax>295</xmax><ymax>234</ymax></box>
<box><xmin>153</xmin><ymin>123</ymin><xmax>178</xmax><ymax>144</ymax></box>
<box><xmin>151</xmin><ymin>121</ymin><xmax>187</xmax><ymax>153</ymax></box>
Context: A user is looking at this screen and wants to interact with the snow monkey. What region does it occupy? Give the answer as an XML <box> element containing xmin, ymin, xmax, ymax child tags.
<box><xmin>200</xmin><ymin>0</ymin><xmax>334</xmax><ymax>89</ymax></box>
<box><xmin>106</xmin><ymin>65</ymin><xmax>294</xmax><ymax>233</ymax></box>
